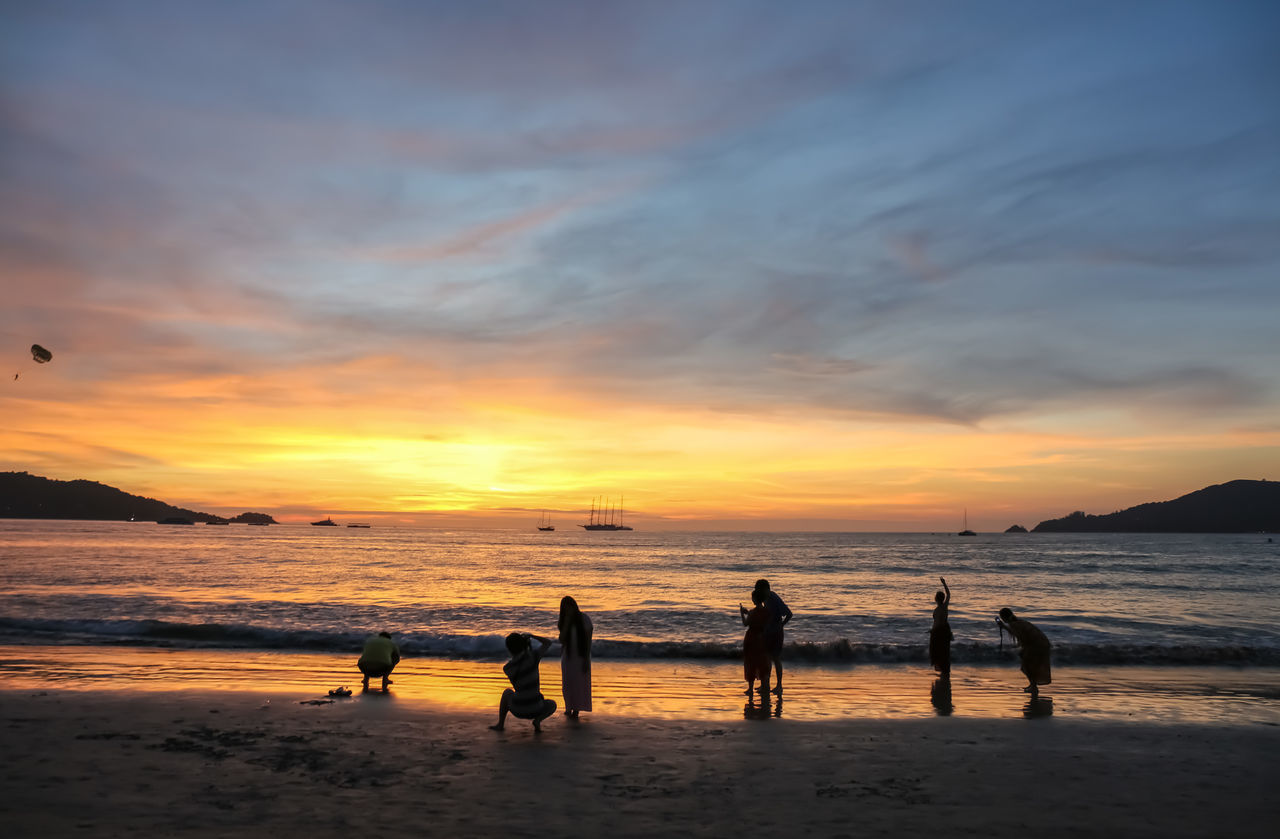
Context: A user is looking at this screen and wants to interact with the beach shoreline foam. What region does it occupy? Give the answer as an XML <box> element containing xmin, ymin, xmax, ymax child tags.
<box><xmin>2</xmin><ymin>687</ymin><xmax>1277</xmax><ymax>837</ymax></box>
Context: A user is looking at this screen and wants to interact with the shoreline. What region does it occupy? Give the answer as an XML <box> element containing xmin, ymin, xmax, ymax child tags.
<box><xmin>2</xmin><ymin>644</ymin><xmax>1278</xmax><ymax>726</ymax></box>
<box><xmin>2</xmin><ymin>687</ymin><xmax>1277</xmax><ymax>837</ymax></box>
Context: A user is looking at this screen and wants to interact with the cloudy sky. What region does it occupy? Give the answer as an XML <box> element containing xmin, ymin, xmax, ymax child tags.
<box><xmin>3</xmin><ymin>0</ymin><xmax>1277</xmax><ymax>528</ymax></box>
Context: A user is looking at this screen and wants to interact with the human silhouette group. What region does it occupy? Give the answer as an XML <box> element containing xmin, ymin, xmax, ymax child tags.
<box><xmin>357</xmin><ymin>574</ymin><xmax>1053</xmax><ymax>731</ymax></box>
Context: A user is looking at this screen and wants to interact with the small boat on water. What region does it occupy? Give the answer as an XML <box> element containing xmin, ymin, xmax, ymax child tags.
<box><xmin>580</xmin><ymin>496</ymin><xmax>633</xmax><ymax>531</ymax></box>
<box><xmin>205</xmin><ymin>520</ymin><xmax>230</xmax><ymax>525</ymax></box>
<box><xmin>347</xmin><ymin>523</ymin><xmax>371</xmax><ymax>528</ymax></box>
<box><xmin>537</xmin><ymin>510</ymin><xmax>555</xmax><ymax>531</ymax></box>
<box><xmin>958</xmin><ymin>509</ymin><xmax>976</xmax><ymax>536</ymax></box>
<box><xmin>311</xmin><ymin>517</ymin><xmax>338</xmax><ymax>526</ymax></box>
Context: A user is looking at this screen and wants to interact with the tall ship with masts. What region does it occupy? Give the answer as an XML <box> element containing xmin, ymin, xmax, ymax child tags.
<box><xmin>580</xmin><ymin>496</ymin><xmax>633</xmax><ymax>531</ymax></box>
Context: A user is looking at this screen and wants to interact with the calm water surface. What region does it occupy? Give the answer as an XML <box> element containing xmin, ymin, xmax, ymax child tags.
<box><xmin>2</xmin><ymin>520</ymin><xmax>1276</xmax><ymax>664</ymax></box>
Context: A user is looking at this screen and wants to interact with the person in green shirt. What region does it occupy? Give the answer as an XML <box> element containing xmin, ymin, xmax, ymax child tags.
<box><xmin>357</xmin><ymin>631</ymin><xmax>401</xmax><ymax>691</ymax></box>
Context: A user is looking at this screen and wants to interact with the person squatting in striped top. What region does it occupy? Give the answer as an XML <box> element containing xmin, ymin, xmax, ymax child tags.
<box><xmin>490</xmin><ymin>632</ymin><xmax>558</xmax><ymax>732</ymax></box>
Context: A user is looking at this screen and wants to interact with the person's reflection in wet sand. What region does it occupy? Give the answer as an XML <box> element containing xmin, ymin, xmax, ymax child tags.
<box><xmin>743</xmin><ymin>696</ymin><xmax>773</xmax><ymax>720</ymax></box>
<box><xmin>772</xmin><ymin>696</ymin><xmax>783</xmax><ymax>718</ymax></box>
<box><xmin>1023</xmin><ymin>697</ymin><xmax>1054</xmax><ymax>719</ymax></box>
<box><xmin>930</xmin><ymin>675</ymin><xmax>954</xmax><ymax>716</ymax></box>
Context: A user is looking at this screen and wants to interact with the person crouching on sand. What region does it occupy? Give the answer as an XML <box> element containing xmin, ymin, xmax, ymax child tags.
<box><xmin>996</xmin><ymin>608</ymin><xmax>1052</xmax><ymax>699</ymax></box>
<box><xmin>491</xmin><ymin>632</ymin><xmax>557</xmax><ymax>732</ymax></box>
<box><xmin>357</xmin><ymin>631</ymin><xmax>400</xmax><ymax>692</ymax></box>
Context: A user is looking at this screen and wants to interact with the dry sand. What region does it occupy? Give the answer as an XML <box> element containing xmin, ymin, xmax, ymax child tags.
<box><xmin>2</xmin><ymin>688</ymin><xmax>1276</xmax><ymax>838</ymax></box>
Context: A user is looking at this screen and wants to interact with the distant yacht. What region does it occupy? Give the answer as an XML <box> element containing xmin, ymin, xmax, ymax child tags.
<box><xmin>537</xmin><ymin>510</ymin><xmax>555</xmax><ymax>532</ymax></box>
<box><xmin>958</xmin><ymin>509</ymin><xmax>976</xmax><ymax>536</ymax></box>
<box><xmin>346</xmin><ymin>523</ymin><xmax>370</xmax><ymax>528</ymax></box>
<box><xmin>580</xmin><ymin>496</ymin><xmax>633</xmax><ymax>531</ymax></box>
<box><xmin>311</xmin><ymin>517</ymin><xmax>338</xmax><ymax>526</ymax></box>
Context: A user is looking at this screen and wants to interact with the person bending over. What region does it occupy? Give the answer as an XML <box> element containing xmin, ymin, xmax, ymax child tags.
<box><xmin>491</xmin><ymin>632</ymin><xmax>557</xmax><ymax>732</ymax></box>
<box><xmin>357</xmin><ymin>631</ymin><xmax>400</xmax><ymax>692</ymax></box>
<box><xmin>996</xmin><ymin>608</ymin><xmax>1052</xmax><ymax>699</ymax></box>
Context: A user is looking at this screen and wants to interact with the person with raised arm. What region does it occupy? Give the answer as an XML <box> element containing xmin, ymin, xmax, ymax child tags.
<box><xmin>930</xmin><ymin>577</ymin><xmax>953</xmax><ymax>677</ymax></box>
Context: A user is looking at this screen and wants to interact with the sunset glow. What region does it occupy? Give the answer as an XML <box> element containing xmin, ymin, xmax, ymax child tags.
<box><xmin>3</xmin><ymin>1</ymin><xmax>1277</xmax><ymax>529</ymax></box>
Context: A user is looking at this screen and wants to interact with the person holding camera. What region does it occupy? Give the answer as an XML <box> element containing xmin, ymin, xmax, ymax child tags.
<box><xmin>491</xmin><ymin>632</ymin><xmax>557</xmax><ymax>732</ymax></box>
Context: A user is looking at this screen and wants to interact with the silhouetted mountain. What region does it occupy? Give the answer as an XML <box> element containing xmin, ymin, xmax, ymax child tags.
<box><xmin>1005</xmin><ymin>524</ymin><xmax>1028</xmax><ymax>533</ymax></box>
<box><xmin>0</xmin><ymin>472</ymin><xmax>274</xmax><ymax>524</ymax></box>
<box><xmin>1033</xmin><ymin>480</ymin><xmax>1280</xmax><ymax>533</ymax></box>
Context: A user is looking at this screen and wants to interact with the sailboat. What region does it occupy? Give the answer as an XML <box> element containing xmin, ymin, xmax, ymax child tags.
<box><xmin>537</xmin><ymin>510</ymin><xmax>555</xmax><ymax>532</ymax></box>
<box><xmin>580</xmin><ymin>496</ymin><xmax>634</xmax><ymax>531</ymax></box>
<box><xmin>958</xmin><ymin>509</ymin><xmax>976</xmax><ymax>536</ymax></box>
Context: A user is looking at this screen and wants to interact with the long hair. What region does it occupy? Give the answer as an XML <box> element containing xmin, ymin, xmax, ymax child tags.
<box><xmin>558</xmin><ymin>595</ymin><xmax>591</xmax><ymax>659</ymax></box>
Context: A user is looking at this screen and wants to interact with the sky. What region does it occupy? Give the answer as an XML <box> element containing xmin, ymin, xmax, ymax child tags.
<box><xmin>2</xmin><ymin>0</ymin><xmax>1278</xmax><ymax>529</ymax></box>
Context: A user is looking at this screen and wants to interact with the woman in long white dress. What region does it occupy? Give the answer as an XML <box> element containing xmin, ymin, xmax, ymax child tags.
<box><xmin>558</xmin><ymin>595</ymin><xmax>593</xmax><ymax>718</ymax></box>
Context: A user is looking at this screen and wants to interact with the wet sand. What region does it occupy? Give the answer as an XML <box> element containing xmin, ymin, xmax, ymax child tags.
<box><xmin>2</xmin><ymin>687</ymin><xmax>1277</xmax><ymax>838</ymax></box>
<box><xmin>3</xmin><ymin>644</ymin><xmax>1278</xmax><ymax>724</ymax></box>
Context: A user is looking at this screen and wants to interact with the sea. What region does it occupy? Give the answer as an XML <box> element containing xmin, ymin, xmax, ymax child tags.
<box><xmin>3</xmin><ymin>520</ymin><xmax>1278</xmax><ymax>722</ymax></box>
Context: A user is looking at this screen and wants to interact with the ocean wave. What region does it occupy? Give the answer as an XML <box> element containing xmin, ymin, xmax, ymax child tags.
<box><xmin>0</xmin><ymin>616</ymin><xmax>1276</xmax><ymax>665</ymax></box>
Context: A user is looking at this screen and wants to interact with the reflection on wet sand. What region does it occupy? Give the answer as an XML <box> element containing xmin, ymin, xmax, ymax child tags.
<box><xmin>930</xmin><ymin>676</ymin><xmax>953</xmax><ymax>716</ymax></box>
<box><xmin>743</xmin><ymin>696</ymin><xmax>783</xmax><ymax>719</ymax></box>
<box><xmin>2</xmin><ymin>647</ymin><xmax>1277</xmax><ymax>726</ymax></box>
<box><xmin>1023</xmin><ymin>697</ymin><xmax>1054</xmax><ymax>719</ymax></box>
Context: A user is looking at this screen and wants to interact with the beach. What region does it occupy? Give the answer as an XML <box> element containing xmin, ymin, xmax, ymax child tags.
<box><xmin>3</xmin><ymin>523</ymin><xmax>1278</xmax><ymax>835</ymax></box>
<box><xmin>4</xmin><ymin>658</ymin><xmax>1279</xmax><ymax>838</ymax></box>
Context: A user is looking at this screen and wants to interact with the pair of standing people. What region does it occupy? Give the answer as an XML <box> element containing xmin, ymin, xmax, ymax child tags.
<box><xmin>491</xmin><ymin>595</ymin><xmax>593</xmax><ymax>732</ymax></box>
<box><xmin>740</xmin><ymin>578</ymin><xmax>792</xmax><ymax>697</ymax></box>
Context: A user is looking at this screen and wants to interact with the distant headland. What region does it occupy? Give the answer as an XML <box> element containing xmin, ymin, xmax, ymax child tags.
<box><xmin>2</xmin><ymin>472</ymin><xmax>1275</xmax><ymax>532</ymax></box>
<box><xmin>0</xmin><ymin>472</ymin><xmax>276</xmax><ymax>525</ymax></box>
<box><xmin>1032</xmin><ymin>480</ymin><xmax>1279</xmax><ymax>533</ymax></box>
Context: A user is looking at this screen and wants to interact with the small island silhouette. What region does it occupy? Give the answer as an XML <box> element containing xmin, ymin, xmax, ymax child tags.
<box><xmin>0</xmin><ymin>472</ymin><xmax>277</xmax><ymax>524</ymax></box>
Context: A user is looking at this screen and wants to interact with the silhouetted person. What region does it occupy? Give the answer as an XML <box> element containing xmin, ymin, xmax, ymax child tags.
<box><xmin>739</xmin><ymin>588</ymin><xmax>772</xmax><ymax>697</ymax></box>
<box><xmin>357</xmin><ymin>631</ymin><xmax>400</xmax><ymax>692</ymax></box>
<box><xmin>491</xmin><ymin>632</ymin><xmax>557</xmax><ymax>732</ymax></box>
<box><xmin>997</xmin><ymin>608</ymin><xmax>1052</xmax><ymax>699</ymax></box>
<box><xmin>558</xmin><ymin>595</ymin><xmax>593</xmax><ymax>719</ymax></box>
<box><xmin>930</xmin><ymin>576</ymin><xmax>953</xmax><ymax>676</ymax></box>
<box><xmin>753</xmin><ymin>578</ymin><xmax>793</xmax><ymax>695</ymax></box>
